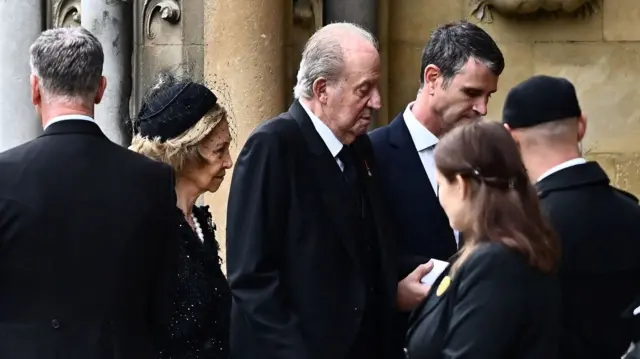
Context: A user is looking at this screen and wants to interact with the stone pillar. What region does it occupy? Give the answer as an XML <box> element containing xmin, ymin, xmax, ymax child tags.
<box><xmin>203</xmin><ymin>0</ymin><xmax>287</xmax><ymax>259</ymax></box>
<box><xmin>81</xmin><ymin>0</ymin><xmax>133</xmax><ymax>146</ymax></box>
<box><xmin>323</xmin><ymin>0</ymin><xmax>378</xmax><ymax>34</ymax></box>
<box><xmin>0</xmin><ymin>1</ymin><xmax>43</xmax><ymax>152</ymax></box>
<box><xmin>323</xmin><ymin>0</ymin><xmax>380</xmax><ymax>128</ymax></box>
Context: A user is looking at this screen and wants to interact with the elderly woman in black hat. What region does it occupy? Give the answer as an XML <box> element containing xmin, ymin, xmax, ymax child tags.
<box><xmin>130</xmin><ymin>70</ymin><xmax>232</xmax><ymax>359</ymax></box>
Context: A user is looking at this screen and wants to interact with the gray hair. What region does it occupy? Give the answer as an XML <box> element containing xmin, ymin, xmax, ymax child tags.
<box><xmin>29</xmin><ymin>27</ymin><xmax>104</xmax><ymax>103</ymax></box>
<box><xmin>293</xmin><ymin>22</ymin><xmax>378</xmax><ymax>100</ymax></box>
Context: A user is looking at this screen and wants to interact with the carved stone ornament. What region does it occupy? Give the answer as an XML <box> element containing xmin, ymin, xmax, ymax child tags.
<box><xmin>293</xmin><ymin>0</ymin><xmax>322</xmax><ymax>30</ymax></box>
<box><xmin>53</xmin><ymin>0</ymin><xmax>81</xmax><ymax>28</ymax></box>
<box><xmin>470</xmin><ymin>0</ymin><xmax>600</xmax><ymax>23</ymax></box>
<box><xmin>143</xmin><ymin>0</ymin><xmax>181</xmax><ymax>40</ymax></box>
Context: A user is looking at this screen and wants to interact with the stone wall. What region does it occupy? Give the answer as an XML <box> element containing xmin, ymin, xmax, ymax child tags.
<box><xmin>383</xmin><ymin>0</ymin><xmax>640</xmax><ymax>195</ymax></box>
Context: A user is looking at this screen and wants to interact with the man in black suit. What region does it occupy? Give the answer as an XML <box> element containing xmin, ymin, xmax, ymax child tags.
<box><xmin>503</xmin><ymin>75</ymin><xmax>640</xmax><ymax>359</ymax></box>
<box><xmin>368</xmin><ymin>21</ymin><xmax>505</xmax><ymax>279</ymax></box>
<box><xmin>226</xmin><ymin>23</ymin><xmax>431</xmax><ymax>359</ymax></box>
<box><xmin>0</xmin><ymin>27</ymin><xmax>177</xmax><ymax>358</ymax></box>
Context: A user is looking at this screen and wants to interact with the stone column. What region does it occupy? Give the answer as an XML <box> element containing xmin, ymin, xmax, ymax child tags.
<box><xmin>0</xmin><ymin>1</ymin><xmax>43</xmax><ymax>152</ymax></box>
<box><xmin>81</xmin><ymin>0</ymin><xmax>133</xmax><ymax>146</ymax></box>
<box><xmin>203</xmin><ymin>0</ymin><xmax>287</xmax><ymax>259</ymax></box>
<box><xmin>323</xmin><ymin>0</ymin><xmax>381</xmax><ymax>128</ymax></box>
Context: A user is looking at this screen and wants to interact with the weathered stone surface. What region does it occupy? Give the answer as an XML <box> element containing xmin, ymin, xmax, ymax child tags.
<box><xmin>0</xmin><ymin>1</ymin><xmax>43</xmax><ymax>152</ymax></box>
<box><xmin>203</xmin><ymin>0</ymin><xmax>287</xmax><ymax>256</ymax></box>
<box><xmin>471</xmin><ymin>10</ymin><xmax>602</xmax><ymax>43</ymax></box>
<box><xmin>485</xmin><ymin>42</ymin><xmax>534</xmax><ymax>122</ymax></box>
<box><xmin>387</xmin><ymin>42</ymin><xmax>423</xmax><ymax>117</ymax></box>
<box><xmin>603</xmin><ymin>0</ymin><xmax>640</xmax><ymax>41</ymax></box>
<box><xmin>613</xmin><ymin>153</ymin><xmax>640</xmax><ymax>197</ymax></box>
<box><xmin>533</xmin><ymin>42</ymin><xmax>640</xmax><ymax>154</ymax></box>
<box><xmin>82</xmin><ymin>0</ymin><xmax>133</xmax><ymax>146</ymax></box>
<box><xmin>389</xmin><ymin>0</ymin><xmax>464</xmax><ymax>43</ymax></box>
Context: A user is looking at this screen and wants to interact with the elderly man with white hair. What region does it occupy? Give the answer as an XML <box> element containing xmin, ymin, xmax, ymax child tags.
<box><xmin>226</xmin><ymin>22</ymin><xmax>431</xmax><ymax>359</ymax></box>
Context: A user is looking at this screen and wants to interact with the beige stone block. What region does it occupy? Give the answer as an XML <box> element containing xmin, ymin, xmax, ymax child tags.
<box><xmin>533</xmin><ymin>42</ymin><xmax>640</xmax><ymax>153</ymax></box>
<box><xmin>613</xmin><ymin>153</ymin><xmax>640</xmax><ymax>197</ymax></box>
<box><xmin>467</xmin><ymin>10</ymin><xmax>602</xmax><ymax>42</ymax></box>
<box><xmin>485</xmin><ymin>42</ymin><xmax>534</xmax><ymax>122</ymax></box>
<box><xmin>387</xmin><ymin>42</ymin><xmax>423</xmax><ymax>118</ymax></box>
<box><xmin>389</xmin><ymin>0</ymin><xmax>464</xmax><ymax>43</ymax></box>
<box><xmin>604</xmin><ymin>0</ymin><xmax>640</xmax><ymax>41</ymax></box>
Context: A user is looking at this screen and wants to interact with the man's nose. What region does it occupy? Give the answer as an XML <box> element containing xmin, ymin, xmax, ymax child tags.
<box><xmin>472</xmin><ymin>98</ymin><xmax>489</xmax><ymax>116</ymax></box>
<box><xmin>368</xmin><ymin>88</ymin><xmax>382</xmax><ymax>110</ymax></box>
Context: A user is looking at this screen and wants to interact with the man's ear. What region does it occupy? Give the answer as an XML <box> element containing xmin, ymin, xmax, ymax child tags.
<box><xmin>30</xmin><ymin>74</ymin><xmax>40</xmax><ymax>106</ymax></box>
<box><xmin>312</xmin><ymin>77</ymin><xmax>328</xmax><ymax>104</ymax></box>
<box><xmin>424</xmin><ymin>64</ymin><xmax>440</xmax><ymax>95</ymax></box>
<box><xmin>577</xmin><ymin>113</ymin><xmax>587</xmax><ymax>142</ymax></box>
<box><xmin>95</xmin><ymin>76</ymin><xmax>107</xmax><ymax>104</ymax></box>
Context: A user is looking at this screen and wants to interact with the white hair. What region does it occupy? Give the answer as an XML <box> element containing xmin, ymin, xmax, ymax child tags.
<box><xmin>293</xmin><ymin>22</ymin><xmax>378</xmax><ymax>100</ymax></box>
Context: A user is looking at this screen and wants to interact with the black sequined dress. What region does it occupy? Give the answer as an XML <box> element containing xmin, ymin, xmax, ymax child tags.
<box><xmin>158</xmin><ymin>205</ymin><xmax>231</xmax><ymax>359</ymax></box>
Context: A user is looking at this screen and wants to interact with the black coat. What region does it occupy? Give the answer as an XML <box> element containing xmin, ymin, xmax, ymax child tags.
<box><xmin>406</xmin><ymin>242</ymin><xmax>561</xmax><ymax>359</ymax></box>
<box><xmin>368</xmin><ymin>112</ymin><xmax>458</xmax><ymax>278</ymax></box>
<box><xmin>0</xmin><ymin>120</ymin><xmax>178</xmax><ymax>359</ymax></box>
<box><xmin>225</xmin><ymin>101</ymin><xmax>401</xmax><ymax>359</ymax></box>
<box><xmin>537</xmin><ymin>161</ymin><xmax>640</xmax><ymax>359</ymax></box>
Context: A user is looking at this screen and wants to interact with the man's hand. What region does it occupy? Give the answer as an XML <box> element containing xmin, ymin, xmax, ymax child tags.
<box><xmin>396</xmin><ymin>261</ymin><xmax>433</xmax><ymax>312</ymax></box>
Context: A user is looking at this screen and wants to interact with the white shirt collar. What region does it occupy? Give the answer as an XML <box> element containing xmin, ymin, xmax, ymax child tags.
<box><xmin>44</xmin><ymin>114</ymin><xmax>95</xmax><ymax>130</ymax></box>
<box><xmin>403</xmin><ymin>102</ymin><xmax>438</xmax><ymax>152</ymax></box>
<box><xmin>537</xmin><ymin>157</ymin><xmax>587</xmax><ymax>182</ymax></box>
<box><xmin>299</xmin><ymin>101</ymin><xmax>343</xmax><ymax>157</ymax></box>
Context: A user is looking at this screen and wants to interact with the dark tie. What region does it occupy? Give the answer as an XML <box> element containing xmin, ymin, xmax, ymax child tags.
<box><xmin>338</xmin><ymin>145</ymin><xmax>364</xmax><ymax>217</ymax></box>
<box><xmin>337</xmin><ymin>145</ymin><xmax>359</xmax><ymax>186</ymax></box>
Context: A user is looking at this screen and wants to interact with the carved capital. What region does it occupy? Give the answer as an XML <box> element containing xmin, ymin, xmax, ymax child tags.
<box><xmin>470</xmin><ymin>0</ymin><xmax>600</xmax><ymax>23</ymax></box>
<box><xmin>53</xmin><ymin>0</ymin><xmax>81</xmax><ymax>28</ymax></box>
<box><xmin>293</xmin><ymin>0</ymin><xmax>322</xmax><ymax>30</ymax></box>
<box><xmin>143</xmin><ymin>0</ymin><xmax>181</xmax><ymax>40</ymax></box>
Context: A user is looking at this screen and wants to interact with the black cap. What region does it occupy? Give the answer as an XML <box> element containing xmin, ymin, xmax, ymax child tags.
<box><xmin>502</xmin><ymin>75</ymin><xmax>581</xmax><ymax>129</ymax></box>
<box><xmin>137</xmin><ymin>82</ymin><xmax>218</xmax><ymax>142</ymax></box>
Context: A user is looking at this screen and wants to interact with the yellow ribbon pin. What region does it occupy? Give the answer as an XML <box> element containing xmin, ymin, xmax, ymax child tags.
<box><xmin>436</xmin><ymin>276</ymin><xmax>451</xmax><ymax>297</ymax></box>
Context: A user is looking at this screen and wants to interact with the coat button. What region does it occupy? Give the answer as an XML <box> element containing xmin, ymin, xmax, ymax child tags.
<box><xmin>51</xmin><ymin>319</ymin><xmax>60</xmax><ymax>329</ymax></box>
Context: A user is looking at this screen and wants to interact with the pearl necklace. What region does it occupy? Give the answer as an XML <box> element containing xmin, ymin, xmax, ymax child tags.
<box><xmin>191</xmin><ymin>213</ymin><xmax>204</xmax><ymax>243</ymax></box>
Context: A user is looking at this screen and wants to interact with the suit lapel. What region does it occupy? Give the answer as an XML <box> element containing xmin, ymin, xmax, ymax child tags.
<box><xmin>352</xmin><ymin>136</ymin><xmax>396</xmax><ymax>293</ymax></box>
<box><xmin>290</xmin><ymin>101</ymin><xmax>364</xmax><ymax>273</ymax></box>
<box><xmin>388</xmin><ymin>116</ymin><xmax>440</xmax><ymax>213</ymax></box>
<box><xmin>387</xmin><ymin>115</ymin><xmax>458</xmax><ymax>255</ymax></box>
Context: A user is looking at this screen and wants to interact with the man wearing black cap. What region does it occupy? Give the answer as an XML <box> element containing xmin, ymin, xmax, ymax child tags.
<box><xmin>503</xmin><ymin>75</ymin><xmax>640</xmax><ymax>359</ymax></box>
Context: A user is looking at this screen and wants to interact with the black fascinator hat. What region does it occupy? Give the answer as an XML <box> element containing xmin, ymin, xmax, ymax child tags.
<box><xmin>135</xmin><ymin>71</ymin><xmax>218</xmax><ymax>142</ymax></box>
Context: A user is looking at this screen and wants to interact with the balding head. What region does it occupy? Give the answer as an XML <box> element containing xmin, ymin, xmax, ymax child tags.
<box><xmin>508</xmin><ymin>114</ymin><xmax>587</xmax><ymax>182</ymax></box>
<box><xmin>293</xmin><ymin>22</ymin><xmax>381</xmax><ymax>145</ymax></box>
<box><xmin>293</xmin><ymin>22</ymin><xmax>378</xmax><ymax>100</ymax></box>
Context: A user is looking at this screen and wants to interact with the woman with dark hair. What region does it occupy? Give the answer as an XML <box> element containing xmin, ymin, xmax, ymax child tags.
<box><xmin>129</xmin><ymin>70</ymin><xmax>232</xmax><ymax>359</ymax></box>
<box><xmin>405</xmin><ymin>121</ymin><xmax>561</xmax><ymax>359</ymax></box>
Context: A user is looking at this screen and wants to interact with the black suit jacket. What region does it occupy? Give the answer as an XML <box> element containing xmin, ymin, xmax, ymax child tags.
<box><xmin>406</xmin><ymin>242</ymin><xmax>561</xmax><ymax>359</ymax></box>
<box><xmin>368</xmin><ymin>112</ymin><xmax>457</xmax><ymax>278</ymax></box>
<box><xmin>0</xmin><ymin>120</ymin><xmax>177</xmax><ymax>359</ymax></box>
<box><xmin>226</xmin><ymin>101</ymin><xmax>400</xmax><ymax>359</ymax></box>
<box><xmin>536</xmin><ymin>161</ymin><xmax>640</xmax><ymax>359</ymax></box>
